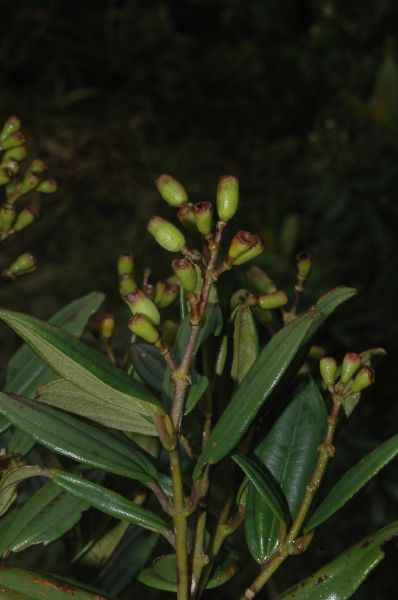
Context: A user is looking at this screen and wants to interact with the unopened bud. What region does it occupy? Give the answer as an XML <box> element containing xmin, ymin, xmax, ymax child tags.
<box><xmin>0</xmin><ymin>169</ymin><xmax>11</xmax><ymax>185</ymax></box>
<box><xmin>147</xmin><ymin>216</ymin><xmax>186</xmax><ymax>252</ymax></box>
<box><xmin>3</xmin><ymin>252</ymin><xmax>37</xmax><ymax>280</ymax></box>
<box><xmin>351</xmin><ymin>367</ymin><xmax>375</xmax><ymax>393</ymax></box>
<box><xmin>0</xmin><ymin>204</ymin><xmax>16</xmax><ymax>233</ymax></box>
<box><xmin>230</xmin><ymin>289</ymin><xmax>250</xmax><ymax>310</ymax></box>
<box><xmin>296</xmin><ymin>252</ymin><xmax>311</xmax><ymax>278</ymax></box>
<box><xmin>172</xmin><ymin>258</ymin><xmax>197</xmax><ymax>292</ymax></box>
<box><xmin>252</xmin><ymin>305</ymin><xmax>272</xmax><ymax>325</ymax></box>
<box><xmin>128</xmin><ymin>313</ymin><xmax>160</xmax><ymax>344</ymax></box>
<box><xmin>3</xmin><ymin>145</ymin><xmax>27</xmax><ymax>162</ymax></box>
<box><xmin>20</xmin><ymin>174</ymin><xmax>40</xmax><ymax>196</ymax></box>
<box><xmin>29</xmin><ymin>159</ymin><xmax>46</xmax><ymax>174</ymax></box>
<box><xmin>117</xmin><ymin>252</ymin><xmax>134</xmax><ymax>277</ymax></box>
<box><xmin>0</xmin><ymin>116</ymin><xmax>21</xmax><ymax>142</ymax></box>
<box><xmin>257</xmin><ymin>290</ymin><xmax>288</xmax><ymax>310</ymax></box>
<box><xmin>320</xmin><ymin>357</ymin><xmax>337</xmax><ymax>387</ymax></box>
<box><xmin>125</xmin><ymin>289</ymin><xmax>160</xmax><ymax>325</ymax></box>
<box><xmin>1</xmin><ymin>131</ymin><xmax>26</xmax><ymax>151</ymax></box>
<box><xmin>13</xmin><ymin>207</ymin><xmax>38</xmax><ymax>232</ymax></box>
<box><xmin>309</xmin><ymin>345</ymin><xmax>326</xmax><ymax>360</ymax></box>
<box><xmin>228</xmin><ymin>231</ymin><xmax>257</xmax><ymax>260</ymax></box>
<box><xmin>216</xmin><ymin>175</ymin><xmax>239</xmax><ymax>222</ymax></box>
<box><xmin>245</xmin><ymin>266</ymin><xmax>277</xmax><ymax>294</ymax></box>
<box><xmin>3</xmin><ymin>159</ymin><xmax>19</xmax><ymax>176</ymax></box>
<box><xmin>36</xmin><ymin>179</ymin><xmax>57</xmax><ymax>194</ymax></box>
<box><xmin>193</xmin><ymin>202</ymin><xmax>213</xmax><ymax>235</ymax></box>
<box><xmin>341</xmin><ymin>352</ymin><xmax>361</xmax><ymax>384</ymax></box>
<box><xmin>119</xmin><ymin>274</ymin><xmax>137</xmax><ymax>296</ymax></box>
<box><xmin>154</xmin><ymin>281</ymin><xmax>179</xmax><ymax>308</ymax></box>
<box><xmin>177</xmin><ymin>202</ymin><xmax>197</xmax><ymax>233</ymax></box>
<box><xmin>233</xmin><ymin>236</ymin><xmax>264</xmax><ymax>266</ymax></box>
<box><xmin>100</xmin><ymin>313</ymin><xmax>115</xmax><ymax>341</ymax></box>
<box><xmin>155</xmin><ymin>174</ymin><xmax>188</xmax><ymax>207</ymax></box>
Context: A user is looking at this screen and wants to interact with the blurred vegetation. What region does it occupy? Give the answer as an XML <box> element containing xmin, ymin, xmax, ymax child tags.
<box><xmin>1</xmin><ymin>1</ymin><xmax>398</xmax><ymax>598</ymax></box>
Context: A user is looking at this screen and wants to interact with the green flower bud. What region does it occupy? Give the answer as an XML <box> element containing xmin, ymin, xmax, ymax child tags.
<box><xmin>29</xmin><ymin>159</ymin><xmax>46</xmax><ymax>174</ymax></box>
<box><xmin>20</xmin><ymin>174</ymin><xmax>40</xmax><ymax>196</ymax></box>
<box><xmin>155</xmin><ymin>174</ymin><xmax>188</xmax><ymax>207</ymax></box>
<box><xmin>13</xmin><ymin>207</ymin><xmax>38</xmax><ymax>232</ymax></box>
<box><xmin>3</xmin><ymin>159</ymin><xmax>19</xmax><ymax>176</ymax></box>
<box><xmin>177</xmin><ymin>202</ymin><xmax>197</xmax><ymax>233</ymax></box>
<box><xmin>154</xmin><ymin>281</ymin><xmax>179</xmax><ymax>308</ymax></box>
<box><xmin>36</xmin><ymin>179</ymin><xmax>58</xmax><ymax>194</ymax></box>
<box><xmin>296</xmin><ymin>251</ymin><xmax>312</xmax><ymax>278</ymax></box>
<box><xmin>193</xmin><ymin>201</ymin><xmax>213</xmax><ymax>235</ymax></box>
<box><xmin>1</xmin><ymin>131</ymin><xmax>26</xmax><ymax>151</ymax></box>
<box><xmin>351</xmin><ymin>366</ymin><xmax>375</xmax><ymax>393</ymax></box>
<box><xmin>228</xmin><ymin>230</ymin><xmax>257</xmax><ymax>260</ymax></box>
<box><xmin>245</xmin><ymin>266</ymin><xmax>277</xmax><ymax>294</ymax></box>
<box><xmin>119</xmin><ymin>274</ymin><xmax>137</xmax><ymax>296</ymax></box>
<box><xmin>232</xmin><ymin>236</ymin><xmax>264</xmax><ymax>265</ymax></box>
<box><xmin>0</xmin><ymin>169</ymin><xmax>11</xmax><ymax>185</ymax></box>
<box><xmin>100</xmin><ymin>313</ymin><xmax>115</xmax><ymax>341</ymax></box>
<box><xmin>3</xmin><ymin>145</ymin><xmax>27</xmax><ymax>162</ymax></box>
<box><xmin>252</xmin><ymin>305</ymin><xmax>273</xmax><ymax>325</ymax></box>
<box><xmin>0</xmin><ymin>116</ymin><xmax>21</xmax><ymax>142</ymax></box>
<box><xmin>341</xmin><ymin>352</ymin><xmax>362</xmax><ymax>384</ymax></box>
<box><xmin>216</xmin><ymin>175</ymin><xmax>239</xmax><ymax>222</ymax></box>
<box><xmin>0</xmin><ymin>204</ymin><xmax>16</xmax><ymax>234</ymax></box>
<box><xmin>147</xmin><ymin>216</ymin><xmax>186</xmax><ymax>252</ymax></box>
<box><xmin>128</xmin><ymin>313</ymin><xmax>160</xmax><ymax>344</ymax></box>
<box><xmin>309</xmin><ymin>345</ymin><xmax>326</xmax><ymax>360</ymax></box>
<box><xmin>125</xmin><ymin>288</ymin><xmax>160</xmax><ymax>325</ymax></box>
<box><xmin>319</xmin><ymin>357</ymin><xmax>337</xmax><ymax>387</ymax></box>
<box><xmin>230</xmin><ymin>289</ymin><xmax>250</xmax><ymax>310</ymax></box>
<box><xmin>5</xmin><ymin>180</ymin><xmax>20</xmax><ymax>202</ymax></box>
<box><xmin>172</xmin><ymin>258</ymin><xmax>197</xmax><ymax>292</ymax></box>
<box><xmin>3</xmin><ymin>252</ymin><xmax>38</xmax><ymax>280</ymax></box>
<box><xmin>117</xmin><ymin>252</ymin><xmax>134</xmax><ymax>277</ymax></box>
<box><xmin>257</xmin><ymin>290</ymin><xmax>288</xmax><ymax>310</ymax></box>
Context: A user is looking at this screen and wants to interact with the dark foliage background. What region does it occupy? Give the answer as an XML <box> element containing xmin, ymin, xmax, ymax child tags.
<box><xmin>1</xmin><ymin>1</ymin><xmax>398</xmax><ymax>598</ymax></box>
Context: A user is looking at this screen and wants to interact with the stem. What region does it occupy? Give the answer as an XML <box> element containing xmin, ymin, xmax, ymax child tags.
<box><xmin>169</xmin><ymin>447</ymin><xmax>190</xmax><ymax>600</ymax></box>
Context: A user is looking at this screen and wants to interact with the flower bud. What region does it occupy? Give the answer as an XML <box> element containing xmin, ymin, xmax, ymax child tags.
<box><xmin>0</xmin><ymin>204</ymin><xmax>16</xmax><ymax>234</ymax></box>
<box><xmin>309</xmin><ymin>345</ymin><xmax>326</xmax><ymax>360</ymax></box>
<box><xmin>36</xmin><ymin>179</ymin><xmax>58</xmax><ymax>194</ymax></box>
<box><xmin>29</xmin><ymin>159</ymin><xmax>46</xmax><ymax>174</ymax></box>
<box><xmin>232</xmin><ymin>236</ymin><xmax>264</xmax><ymax>265</ymax></box>
<box><xmin>100</xmin><ymin>313</ymin><xmax>115</xmax><ymax>341</ymax></box>
<box><xmin>20</xmin><ymin>174</ymin><xmax>40</xmax><ymax>196</ymax></box>
<box><xmin>154</xmin><ymin>281</ymin><xmax>179</xmax><ymax>308</ymax></box>
<box><xmin>252</xmin><ymin>305</ymin><xmax>272</xmax><ymax>325</ymax></box>
<box><xmin>117</xmin><ymin>252</ymin><xmax>134</xmax><ymax>277</ymax></box>
<box><xmin>228</xmin><ymin>231</ymin><xmax>257</xmax><ymax>260</ymax></box>
<box><xmin>193</xmin><ymin>202</ymin><xmax>213</xmax><ymax>235</ymax></box>
<box><xmin>147</xmin><ymin>216</ymin><xmax>186</xmax><ymax>252</ymax></box>
<box><xmin>216</xmin><ymin>175</ymin><xmax>239</xmax><ymax>222</ymax></box>
<box><xmin>319</xmin><ymin>357</ymin><xmax>337</xmax><ymax>387</ymax></box>
<box><xmin>257</xmin><ymin>290</ymin><xmax>288</xmax><ymax>310</ymax></box>
<box><xmin>1</xmin><ymin>131</ymin><xmax>26</xmax><ymax>151</ymax></box>
<box><xmin>2</xmin><ymin>252</ymin><xmax>38</xmax><ymax>280</ymax></box>
<box><xmin>172</xmin><ymin>258</ymin><xmax>197</xmax><ymax>292</ymax></box>
<box><xmin>155</xmin><ymin>174</ymin><xmax>188</xmax><ymax>207</ymax></box>
<box><xmin>125</xmin><ymin>289</ymin><xmax>160</xmax><ymax>325</ymax></box>
<box><xmin>351</xmin><ymin>367</ymin><xmax>375</xmax><ymax>393</ymax></box>
<box><xmin>0</xmin><ymin>169</ymin><xmax>11</xmax><ymax>185</ymax></box>
<box><xmin>128</xmin><ymin>313</ymin><xmax>160</xmax><ymax>344</ymax></box>
<box><xmin>119</xmin><ymin>274</ymin><xmax>137</xmax><ymax>296</ymax></box>
<box><xmin>3</xmin><ymin>159</ymin><xmax>19</xmax><ymax>176</ymax></box>
<box><xmin>13</xmin><ymin>207</ymin><xmax>38</xmax><ymax>232</ymax></box>
<box><xmin>177</xmin><ymin>202</ymin><xmax>197</xmax><ymax>232</ymax></box>
<box><xmin>230</xmin><ymin>289</ymin><xmax>250</xmax><ymax>310</ymax></box>
<box><xmin>0</xmin><ymin>116</ymin><xmax>21</xmax><ymax>142</ymax></box>
<box><xmin>296</xmin><ymin>252</ymin><xmax>311</xmax><ymax>278</ymax></box>
<box><xmin>340</xmin><ymin>352</ymin><xmax>361</xmax><ymax>384</ymax></box>
<box><xmin>3</xmin><ymin>145</ymin><xmax>27</xmax><ymax>162</ymax></box>
<box><xmin>245</xmin><ymin>266</ymin><xmax>277</xmax><ymax>294</ymax></box>
<box><xmin>5</xmin><ymin>180</ymin><xmax>20</xmax><ymax>201</ymax></box>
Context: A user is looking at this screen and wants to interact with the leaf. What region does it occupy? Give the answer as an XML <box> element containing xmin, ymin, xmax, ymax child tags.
<box><xmin>304</xmin><ymin>433</ymin><xmax>398</xmax><ymax>533</ymax></box>
<box><xmin>0</xmin><ymin>310</ymin><xmax>163</xmax><ymax>420</ymax></box>
<box><xmin>193</xmin><ymin>311</ymin><xmax>321</xmax><ymax>478</ymax></box>
<box><xmin>276</xmin><ymin>520</ymin><xmax>398</xmax><ymax>599</ymax></box>
<box><xmin>51</xmin><ymin>469</ymin><xmax>169</xmax><ymax>535</ymax></box>
<box><xmin>79</xmin><ymin>521</ymin><xmax>130</xmax><ymax>568</ymax></box>
<box><xmin>37</xmin><ymin>379</ymin><xmax>157</xmax><ymax>435</ymax></box>
<box><xmin>231</xmin><ymin>306</ymin><xmax>258</xmax><ymax>384</ymax></box>
<box><xmin>130</xmin><ymin>343</ymin><xmax>165</xmax><ymax>393</ymax></box>
<box><xmin>0</xmin><ymin>393</ymin><xmax>158</xmax><ymax>485</ymax></box>
<box><xmin>0</xmin><ymin>465</ymin><xmax>45</xmax><ymax>517</ymax></box>
<box><xmin>245</xmin><ymin>377</ymin><xmax>327</xmax><ymax>562</ymax></box>
<box><xmin>232</xmin><ymin>453</ymin><xmax>291</xmax><ymax>526</ymax></box>
<box><xmin>0</xmin><ymin>481</ymin><xmax>88</xmax><ymax>555</ymax></box>
<box><xmin>138</xmin><ymin>549</ymin><xmax>240</xmax><ymax>591</ymax></box>
<box><xmin>7</xmin><ymin>429</ymin><xmax>36</xmax><ymax>458</ymax></box>
<box><xmin>0</xmin><ymin>566</ymin><xmax>111</xmax><ymax>599</ymax></box>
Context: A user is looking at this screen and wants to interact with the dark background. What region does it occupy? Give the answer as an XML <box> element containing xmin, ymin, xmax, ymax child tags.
<box><xmin>1</xmin><ymin>1</ymin><xmax>398</xmax><ymax>598</ymax></box>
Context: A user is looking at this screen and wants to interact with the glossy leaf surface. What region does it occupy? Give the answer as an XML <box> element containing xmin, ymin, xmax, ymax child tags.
<box><xmin>130</xmin><ymin>343</ymin><xmax>165</xmax><ymax>393</ymax></box>
<box><xmin>276</xmin><ymin>521</ymin><xmax>398</xmax><ymax>599</ymax></box>
<box><xmin>245</xmin><ymin>377</ymin><xmax>327</xmax><ymax>562</ymax></box>
<box><xmin>0</xmin><ymin>393</ymin><xmax>158</xmax><ymax>484</ymax></box>
<box><xmin>305</xmin><ymin>433</ymin><xmax>398</xmax><ymax>532</ymax></box>
<box><xmin>52</xmin><ymin>470</ymin><xmax>169</xmax><ymax>534</ymax></box>
<box><xmin>231</xmin><ymin>306</ymin><xmax>258</xmax><ymax>384</ymax></box>
<box><xmin>0</xmin><ymin>465</ymin><xmax>45</xmax><ymax>517</ymax></box>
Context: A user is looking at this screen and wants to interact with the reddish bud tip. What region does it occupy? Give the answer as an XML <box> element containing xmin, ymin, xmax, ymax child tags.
<box><xmin>351</xmin><ymin>367</ymin><xmax>375</xmax><ymax>393</ymax></box>
<box><xmin>341</xmin><ymin>352</ymin><xmax>362</xmax><ymax>384</ymax></box>
<box><xmin>193</xmin><ymin>201</ymin><xmax>213</xmax><ymax>235</ymax></box>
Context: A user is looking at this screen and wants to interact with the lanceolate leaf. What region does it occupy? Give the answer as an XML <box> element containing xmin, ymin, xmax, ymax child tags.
<box><xmin>304</xmin><ymin>433</ymin><xmax>398</xmax><ymax>533</ymax></box>
<box><xmin>231</xmin><ymin>306</ymin><xmax>258</xmax><ymax>384</ymax></box>
<box><xmin>37</xmin><ymin>379</ymin><xmax>156</xmax><ymax>435</ymax></box>
<box><xmin>193</xmin><ymin>311</ymin><xmax>321</xmax><ymax>478</ymax></box>
<box><xmin>0</xmin><ymin>566</ymin><xmax>111</xmax><ymax>599</ymax></box>
<box><xmin>0</xmin><ymin>481</ymin><xmax>88</xmax><ymax>556</ymax></box>
<box><xmin>130</xmin><ymin>343</ymin><xmax>165</xmax><ymax>393</ymax></box>
<box><xmin>0</xmin><ymin>465</ymin><xmax>45</xmax><ymax>517</ymax></box>
<box><xmin>0</xmin><ymin>393</ymin><xmax>158</xmax><ymax>485</ymax></box>
<box><xmin>0</xmin><ymin>310</ymin><xmax>163</xmax><ymax>419</ymax></box>
<box><xmin>245</xmin><ymin>377</ymin><xmax>327</xmax><ymax>563</ymax></box>
<box><xmin>232</xmin><ymin>453</ymin><xmax>291</xmax><ymax>526</ymax></box>
<box><xmin>52</xmin><ymin>470</ymin><xmax>169</xmax><ymax>535</ymax></box>
<box><xmin>276</xmin><ymin>520</ymin><xmax>398</xmax><ymax>599</ymax></box>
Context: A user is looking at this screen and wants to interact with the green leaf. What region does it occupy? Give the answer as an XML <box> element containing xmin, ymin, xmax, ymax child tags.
<box><xmin>0</xmin><ymin>465</ymin><xmax>45</xmax><ymax>517</ymax></box>
<box><xmin>130</xmin><ymin>343</ymin><xmax>165</xmax><ymax>393</ymax></box>
<box><xmin>245</xmin><ymin>377</ymin><xmax>327</xmax><ymax>562</ymax></box>
<box><xmin>276</xmin><ymin>520</ymin><xmax>398</xmax><ymax>599</ymax></box>
<box><xmin>138</xmin><ymin>549</ymin><xmax>240</xmax><ymax>591</ymax></box>
<box><xmin>231</xmin><ymin>306</ymin><xmax>258</xmax><ymax>384</ymax></box>
<box><xmin>305</xmin><ymin>433</ymin><xmax>398</xmax><ymax>533</ymax></box>
<box><xmin>37</xmin><ymin>379</ymin><xmax>157</xmax><ymax>435</ymax></box>
<box><xmin>0</xmin><ymin>481</ymin><xmax>88</xmax><ymax>555</ymax></box>
<box><xmin>0</xmin><ymin>393</ymin><xmax>158</xmax><ymax>485</ymax></box>
<box><xmin>193</xmin><ymin>311</ymin><xmax>321</xmax><ymax>478</ymax></box>
<box><xmin>232</xmin><ymin>453</ymin><xmax>291</xmax><ymax>526</ymax></box>
<box><xmin>0</xmin><ymin>309</ymin><xmax>164</xmax><ymax>421</ymax></box>
<box><xmin>79</xmin><ymin>521</ymin><xmax>130</xmax><ymax>567</ymax></box>
<box><xmin>52</xmin><ymin>469</ymin><xmax>169</xmax><ymax>535</ymax></box>
<box><xmin>0</xmin><ymin>566</ymin><xmax>111</xmax><ymax>599</ymax></box>
<box><xmin>7</xmin><ymin>429</ymin><xmax>36</xmax><ymax>458</ymax></box>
